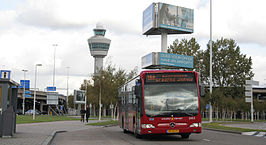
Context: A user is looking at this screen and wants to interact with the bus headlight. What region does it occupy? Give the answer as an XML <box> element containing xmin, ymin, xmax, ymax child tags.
<box><xmin>142</xmin><ymin>124</ymin><xmax>155</xmax><ymax>128</ymax></box>
<box><xmin>189</xmin><ymin>123</ymin><xmax>201</xmax><ymax>127</ymax></box>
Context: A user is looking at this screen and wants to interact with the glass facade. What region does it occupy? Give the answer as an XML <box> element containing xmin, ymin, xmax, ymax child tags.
<box><xmin>89</xmin><ymin>43</ymin><xmax>110</xmax><ymax>51</ymax></box>
<box><xmin>94</xmin><ymin>30</ymin><xmax>106</xmax><ymax>36</ymax></box>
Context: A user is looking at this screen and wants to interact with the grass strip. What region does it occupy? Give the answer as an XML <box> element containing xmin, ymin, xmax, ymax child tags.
<box><xmin>16</xmin><ymin>115</ymin><xmax>79</xmax><ymax>124</ymax></box>
<box><xmin>87</xmin><ymin>120</ymin><xmax>118</xmax><ymax>126</ymax></box>
<box><xmin>202</xmin><ymin>118</ymin><xmax>266</xmax><ymax>122</ymax></box>
<box><xmin>203</xmin><ymin>122</ymin><xmax>266</xmax><ymax>132</ymax></box>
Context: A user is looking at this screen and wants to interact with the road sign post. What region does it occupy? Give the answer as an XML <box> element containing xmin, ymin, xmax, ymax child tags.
<box><xmin>245</xmin><ymin>80</ymin><xmax>259</xmax><ymax>123</ymax></box>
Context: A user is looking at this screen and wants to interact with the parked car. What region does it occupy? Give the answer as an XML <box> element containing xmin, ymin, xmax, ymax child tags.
<box><xmin>25</xmin><ymin>109</ymin><xmax>40</xmax><ymax>115</ymax></box>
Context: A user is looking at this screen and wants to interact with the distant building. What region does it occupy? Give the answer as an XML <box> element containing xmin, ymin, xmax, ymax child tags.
<box><xmin>253</xmin><ymin>86</ymin><xmax>266</xmax><ymax>101</ymax></box>
<box><xmin>16</xmin><ymin>88</ymin><xmax>66</xmax><ymax>114</ymax></box>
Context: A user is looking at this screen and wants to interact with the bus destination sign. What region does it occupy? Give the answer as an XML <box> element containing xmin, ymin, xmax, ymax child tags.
<box><xmin>145</xmin><ymin>73</ymin><xmax>195</xmax><ymax>83</ymax></box>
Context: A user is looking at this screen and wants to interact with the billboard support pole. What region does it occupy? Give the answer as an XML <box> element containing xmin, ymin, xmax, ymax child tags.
<box><xmin>161</xmin><ymin>32</ymin><xmax>167</xmax><ymax>52</ymax></box>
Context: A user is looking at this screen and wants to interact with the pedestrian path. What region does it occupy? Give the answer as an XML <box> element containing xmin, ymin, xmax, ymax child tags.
<box><xmin>223</xmin><ymin>122</ymin><xmax>266</xmax><ymax>138</ymax></box>
<box><xmin>242</xmin><ymin>132</ymin><xmax>266</xmax><ymax>138</ymax></box>
<box><xmin>0</xmin><ymin>120</ymin><xmax>104</xmax><ymax>145</ymax></box>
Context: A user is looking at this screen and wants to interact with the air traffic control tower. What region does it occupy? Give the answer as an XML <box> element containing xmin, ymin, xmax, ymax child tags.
<box><xmin>88</xmin><ymin>24</ymin><xmax>111</xmax><ymax>75</ymax></box>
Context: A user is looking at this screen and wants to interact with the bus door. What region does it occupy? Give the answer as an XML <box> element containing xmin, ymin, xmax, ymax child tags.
<box><xmin>135</xmin><ymin>80</ymin><xmax>142</xmax><ymax>134</ymax></box>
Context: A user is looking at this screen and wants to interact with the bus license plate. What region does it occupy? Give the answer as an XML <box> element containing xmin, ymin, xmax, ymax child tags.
<box><xmin>167</xmin><ymin>129</ymin><xmax>179</xmax><ymax>133</ymax></box>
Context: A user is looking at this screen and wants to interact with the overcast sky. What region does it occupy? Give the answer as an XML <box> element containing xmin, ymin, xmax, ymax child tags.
<box><xmin>0</xmin><ymin>0</ymin><xmax>266</xmax><ymax>95</ymax></box>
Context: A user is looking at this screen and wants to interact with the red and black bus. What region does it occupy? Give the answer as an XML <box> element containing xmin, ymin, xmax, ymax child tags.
<box><xmin>118</xmin><ymin>70</ymin><xmax>203</xmax><ymax>139</ymax></box>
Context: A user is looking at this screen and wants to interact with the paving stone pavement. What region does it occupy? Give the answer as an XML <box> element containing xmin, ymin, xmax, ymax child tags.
<box><xmin>0</xmin><ymin>120</ymin><xmax>104</xmax><ymax>145</ymax></box>
<box><xmin>1</xmin><ymin>120</ymin><xmax>265</xmax><ymax>145</ymax></box>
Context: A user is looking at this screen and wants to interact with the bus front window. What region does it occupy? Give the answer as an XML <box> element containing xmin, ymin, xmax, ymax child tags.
<box><xmin>144</xmin><ymin>83</ymin><xmax>199</xmax><ymax>117</ymax></box>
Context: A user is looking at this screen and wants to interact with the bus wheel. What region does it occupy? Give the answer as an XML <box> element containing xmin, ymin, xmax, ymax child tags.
<box><xmin>123</xmin><ymin>129</ymin><xmax>128</xmax><ymax>133</ymax></box>
<box><xmin>180</xmin><ymin>133</ymin><xmax>190</xmax><ymax>139</ymax></box>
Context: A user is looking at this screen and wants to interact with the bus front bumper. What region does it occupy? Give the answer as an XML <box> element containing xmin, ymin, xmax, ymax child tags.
<box><xmin>141</xmin><ymin>127</ymin><xmax>202</xmax><ymax>135</ymax></box>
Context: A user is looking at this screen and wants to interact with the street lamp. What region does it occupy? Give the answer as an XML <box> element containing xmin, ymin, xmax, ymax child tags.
<box><xmin>52</xmin><ymin>44</ymin><xmax>58</xmax><ymax>89</ymax></box>
<box><xmin>33</xmin><ymin>64</ymin><xmax>42</xmax><ymax>120</ymax></box>
<box><xmin>66</xmin><ymin>67</ymin><xmax>70</xmax><ymax>109</ymax></box>
<box><xmin>99</xmin><ymin>78</ymin><xmax>102</xmax><ymax>121</ymax></box>
<box><xmin>209</xmin><ymin>0</ymin><xmax>213</xmax><ymax>123</ymax></box>
<box><xmin>22</xmin><ymin>69</ymin><xmax>28</xmax><ymax>115</ymax></box>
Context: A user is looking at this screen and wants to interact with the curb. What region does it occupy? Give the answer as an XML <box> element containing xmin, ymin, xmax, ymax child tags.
<box><xmin>203</xmin><ymin>128</ymin><xmax>241</xmax><ymax>134</ymax></box>
<box><xmin>103</xmin><ymin>124</ymin><xmax>119</xmax><ymax>128</ymax></box>
<box><xmin>42</xmin><ymin>130</ymin><xmax>66</xmax><ymax>145</ymax></box>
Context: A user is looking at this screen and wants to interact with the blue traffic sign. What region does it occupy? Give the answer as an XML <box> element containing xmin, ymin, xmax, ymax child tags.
<box><xmin>206</xmin><ymin>104</ymin><xmax>210</xmax><ymax>110</ymax></box>
<box><xmin>25</xmin><ymin>90</ymin><xmax>31</xmax><ymax>94</ymax></box>
<box><xmin>47</xmin><ymin>86</ymin><xmax>56</xmax><ymax>91</ymax></box>
<box><xmin>20</xmin><ymin>80</ymin><xmax>30</xmax><ymax>89</ymax></box>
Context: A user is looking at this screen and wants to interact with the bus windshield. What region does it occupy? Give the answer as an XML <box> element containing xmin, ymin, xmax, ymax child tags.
<box><xmin>144</xmin><ymin>83</ymin><xmax>199</xmax><ymax>117</ymax></box>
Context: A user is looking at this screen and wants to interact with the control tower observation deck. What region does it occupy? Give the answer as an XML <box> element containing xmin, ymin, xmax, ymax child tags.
<box><xmin>87</xmin><ymin>24</ymin><xmax>111</xmax><ymax>75</ymax></box>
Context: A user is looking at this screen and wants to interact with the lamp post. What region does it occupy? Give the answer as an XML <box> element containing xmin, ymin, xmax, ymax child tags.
<box><xmin>209</xmin><ymin>0</ymin><xmax>213</xmax><ymax>123</ymax></box>
<box><xmin>66</xmin><ymin>67</ymin><xmax>70</xmax><ymax>109</ymax></box>
<box><xmin>52</xmin><ymin>44</ymin><xmax>57</xmax><ymax>89</ymax></box>
<box><xmin>22</xmin><ymin>69</ymin><xmax>28</xmax><ymax>115</ymax></box>
<box><xmin>33</xmin><ymin>64</ymin><xmax>42</xmax><ymax>120</ymax></box>
<box><xmin>99</xmin><ymin>78</ymin><xmax>102</xmax><ymax>121</ymax></box>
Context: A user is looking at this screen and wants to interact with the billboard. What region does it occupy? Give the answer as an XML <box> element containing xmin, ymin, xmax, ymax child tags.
<box><xmin>142</xmin><ymin>3</ymin><xmax>154</xmax><ymax>34</ymax></box>
<box><xmin>143</xmin><ymin>2</ymin><xmax>194</xmax><ymax>35</ymax></box>
<box><xmin>141</xmin><ymin>52</ymin><xmax>154</xmax><ymax>68</ymax></box>
<box><xmin>159</xmin><ymin>52</ymin><xmax>193</xmax><ymax>68</ymax></box>
<box><xmin>47</xmin><ymin>92</ymin><xmax>58</xmax><ymax>105</ymax></box>
<box><xmin>74</xmin><ymin>90</ymin><xmax>86</xmax><ymax>104</ymax></box>
<box><xmin>141</xmin><ymin>52</ymin><xmax>193</xmax><ymax>69</ymax></box>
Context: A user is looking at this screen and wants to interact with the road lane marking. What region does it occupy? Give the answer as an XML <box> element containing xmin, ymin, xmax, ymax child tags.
<box><xmin>203</xmin><ymin>139</ymin><xmax>211</xmax><ymax>142</ymax></box>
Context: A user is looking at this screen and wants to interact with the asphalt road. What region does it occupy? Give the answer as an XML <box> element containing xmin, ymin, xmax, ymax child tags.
<box><xmin>51</xmin><ymin>126</ymin><xmax>265</xmax><ymax>145</ymax></box>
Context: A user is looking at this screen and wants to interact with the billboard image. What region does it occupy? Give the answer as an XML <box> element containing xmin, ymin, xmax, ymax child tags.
<box><xmin>158</xmin><ymin>3</ymin><xmax>194</xmax><ymax>33</ymax></box>
<box><xmin>142</xmin><ymin>2</ymin><xmax>194</xmax><ymax>35</ymax></box>
<box><xmin>74</xmin><ymin>90</ymin><xmax>86</xmax><ymax>104</ymax></box>
<box><xmin>142</xmin><ymin>3</ymin><xmax>154</xmax><ymax>34</ymax></box>
<box><xmin>159</xmin><ymin>52</ymin><xmax>193</xmax><ymax>68</ymax></box>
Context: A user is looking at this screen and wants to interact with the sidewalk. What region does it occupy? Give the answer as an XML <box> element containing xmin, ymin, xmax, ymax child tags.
<box><xmin>223</xmin><ymin>122</ymin><xmax>266</xmax><ymax>130</ymax></box>
<box><xmin>203</xmin><ymin>121</ymin><xmax>266</xmax><ymax>138</ymax></box>
<box><xmin>0</xmin><ymin>120</ymin><xmax>104</xmax><ymax>145</ymax></box>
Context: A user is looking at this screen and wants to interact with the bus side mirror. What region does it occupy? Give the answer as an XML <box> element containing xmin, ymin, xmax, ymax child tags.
<box><xmin>199</xmin><ymin>85</ymin><xmax>205</xmax><ymax>97</ymax></box>
<box><xmin>134</xmin><ymin>85</ymin><xmax>141</xmax><ymax>98</ymax></box>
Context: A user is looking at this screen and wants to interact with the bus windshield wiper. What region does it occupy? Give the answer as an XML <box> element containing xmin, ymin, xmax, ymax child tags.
<box><xmin>182</xmin><ymin>112</ymin><xmax>194</xmax><ymax>116</ymax></box>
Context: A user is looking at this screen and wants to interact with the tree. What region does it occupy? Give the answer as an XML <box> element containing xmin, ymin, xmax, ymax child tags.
<box><xmin>80</xmin><ymin>63</ymin><xmax>138</xmax><ymax>116</ymax></box>
<box><xmin>168</xmin><ymin>37</ymin><xmax>255</xmax><ymax>120</ymax></box>
<box><xmin>201</xmin><ymin>38</ymin><xmax>254</xmax><ymax>98</ymax></box>
<box><xmin>68</xmin><ymin>95</ymin><xmax>74</xmax><ymax>108</ymax></box>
